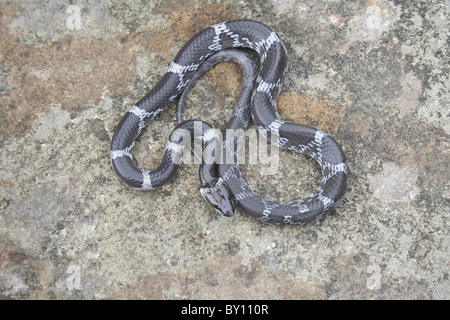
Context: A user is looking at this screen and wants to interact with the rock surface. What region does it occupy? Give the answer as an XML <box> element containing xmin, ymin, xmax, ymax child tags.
<box><xmin>0</xmin><ymin>0</ymin><xmax>448</xmax><ymax>299</ymax></box>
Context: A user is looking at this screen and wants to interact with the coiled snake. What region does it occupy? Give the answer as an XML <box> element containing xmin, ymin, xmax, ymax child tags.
<box><xmin>110</xmin><ymin>20</ymin><xmax>348</xmax><ymax>225</ymax></box>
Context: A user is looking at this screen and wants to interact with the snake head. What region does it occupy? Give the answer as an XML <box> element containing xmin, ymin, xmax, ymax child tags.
<box><xmin>200</xmin><ymin>178</ymin><xmax>235</xmax><ymax>218</ymax></box>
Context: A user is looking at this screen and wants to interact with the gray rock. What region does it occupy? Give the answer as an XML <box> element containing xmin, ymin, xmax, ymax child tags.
<box><xmin>0</xmin><ymin>0</ymin><xmax>448</xmax><ymax>299</ymax></box>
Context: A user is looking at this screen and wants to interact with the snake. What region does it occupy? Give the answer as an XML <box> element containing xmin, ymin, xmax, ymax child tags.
<box><xmin>110</xmin><ymin>20</ymin><xmax>349</xmax><ymax>225</ymax></box>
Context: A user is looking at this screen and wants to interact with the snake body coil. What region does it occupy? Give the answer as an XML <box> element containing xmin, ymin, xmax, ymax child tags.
<box><xmin>110</xmin><ymin>20</ymin><xmax>349</xmax><ymax>225</ymax></box>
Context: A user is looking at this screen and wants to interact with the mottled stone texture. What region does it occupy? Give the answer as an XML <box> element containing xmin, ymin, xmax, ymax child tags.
<box><xmin>0</xmin><ymin>0</ymin><xmax>448</xmax><ymax>299</ymax></box>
